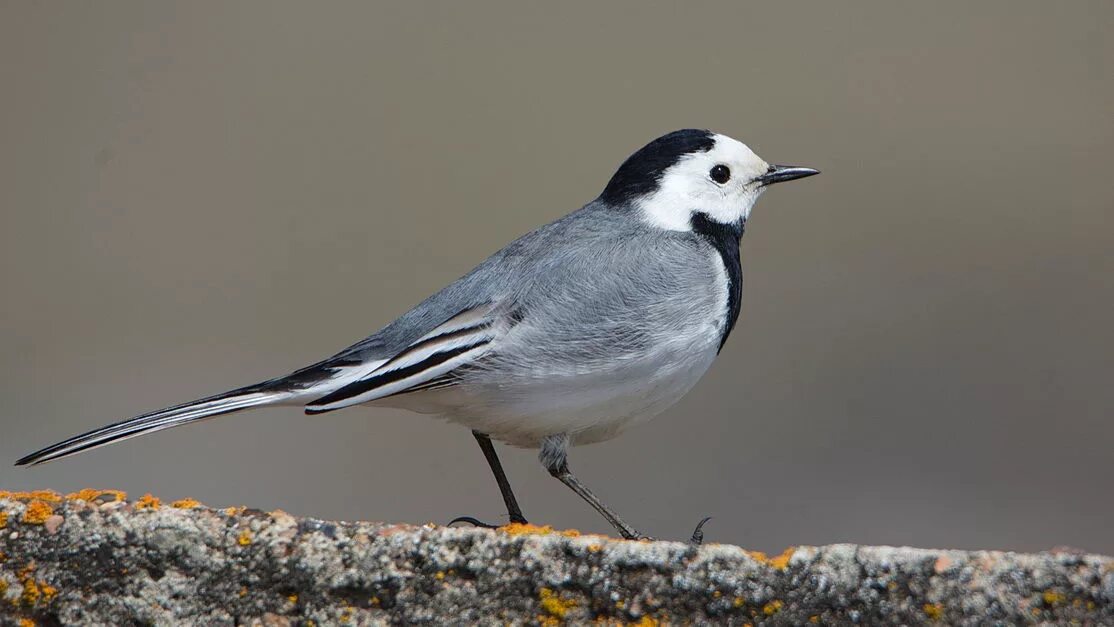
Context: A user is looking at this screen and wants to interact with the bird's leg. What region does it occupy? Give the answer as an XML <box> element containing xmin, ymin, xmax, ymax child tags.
<box><xmin>449</xmin><ymin>430</ymin><xmax>528</xmax><ymax>528</ymax></box>
<box><xmin>540</xmin><ymin>434</ymin><xmax>650</xmax><ymax>540</ymax></box>
<box><xmin>690</xmin><ymin>516</ymin><xmax>712</xmax><ymax>545</ymax></box>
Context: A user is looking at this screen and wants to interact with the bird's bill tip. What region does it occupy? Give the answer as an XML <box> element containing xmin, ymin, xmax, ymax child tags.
<box><xmin>759</xmin><ymin>164</ymin><xmax>820</xmax><ymax>186</ymax></box>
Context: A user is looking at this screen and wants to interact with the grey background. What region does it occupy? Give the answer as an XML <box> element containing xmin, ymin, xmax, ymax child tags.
<box><xmin>2</xmin><ymin>2</ymin><xmax>1111</xmax><ymax>554</ymax></box>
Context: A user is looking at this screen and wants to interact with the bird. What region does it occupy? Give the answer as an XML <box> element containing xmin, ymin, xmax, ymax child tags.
<box><xmin>17</xmin><ymin>129</ymin><xmax>818</xmax><ymax>541</ymax></box>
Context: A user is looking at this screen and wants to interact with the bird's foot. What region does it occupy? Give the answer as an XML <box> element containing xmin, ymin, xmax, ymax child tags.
<box><xmin>690</xmin><ymin>516</ymin><xmax>712</xmax><ymax>545</ymax></box>
<box><xmin>447</xmin><ymin>515</ymin><xmax>528</xmax><ymax>529</ymax></box>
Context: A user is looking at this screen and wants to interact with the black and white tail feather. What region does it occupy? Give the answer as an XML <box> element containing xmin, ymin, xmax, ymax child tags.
<box><xmin>16</xmin><ymin>303</ymin><xmax>500</xmax><ymax>466</ymax></box>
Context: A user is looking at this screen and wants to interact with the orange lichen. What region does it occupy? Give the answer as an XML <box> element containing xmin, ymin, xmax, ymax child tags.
<box><xmin>762</xmin><ymin>600</ymin><xmax>784</xmax><ymax>616</ymax></box>
<box><xmin>224</xmin><ymin>506</ymin><xmax>246</xmax><ymax>516</ymax></box>
<box><xmin>19</xmin><ymin>619</ymin><xmax>35</xmax><ymax>627</ymax></box>
<box><xmin>237</xmin><ymin>530</ymin><xmax>253</xmax><ymax>546</ymax></box>
<box><xmin>22</xmin><ymin>500</ymin><xmax>54</xmax><ymax>525</ymax></box>
<box><xmin>0</xmin><ymin>491</ymin><xmax>63</xmax><ymax>503</ymax></box>
<box><xmin>135</xmin><ymin>494</ymin><xmax>161</xmax><ymax>511</ymax></box>
<box><xmin>0</xmin><ymin>512</ymin><xmax>7</xmax><ymax>529</ymax></box>
<box><xmin>65</xmin><ymin>489</ymin><xmax>126</xmax><ymax>503</ymax></box>
<box><xmin>18</xmin><ymin>575</ymin><xmax>54</xmax><ymax>607</ymax></box>
<box><xmin>287</xmin><ymin>594</ymin><xmax>299</xmax><ymax>604</ymax></box>
<box><xmin>923</xmin><ymin>602</ymin><xmax>944</xmax><ymax>620</ymax></box>
<box><xmin>1042</xmin><ymin>590</ymin><xmax>1066</xmax><ymax>606</ymax></box>
<box><xmin>746</xmin><ymin>547</ymin><xmax>795</xmax><ymax>571</ymax></box>
<box><xmin>500</xmin><ymin>522</ymin><xmax>580</xmax><ymax>537</ymax></box>
<box><xmin>767</xmin><ymin>547</ymin><xmax>796</xmax><ymax>570</ymax></box>
<box><xmin>809</xmin><ymin>616</ymin><xmax>820</xmax><ymax>624</ymax></box>
<box><xmin>539</xmin><ymin>587</ymin><xmax>577</xmax><ymax>619</ymax></box>
<box><xmin>171</xmin><ymin>498</ymin><xmax>202</xmax><ymax>509</ymax></box>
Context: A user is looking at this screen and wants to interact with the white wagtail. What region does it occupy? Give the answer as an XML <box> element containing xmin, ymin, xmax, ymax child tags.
<box><xmin>18</xmin><ymin>129</ymin><xmax>818</xmax><ymax>540</ymax></box>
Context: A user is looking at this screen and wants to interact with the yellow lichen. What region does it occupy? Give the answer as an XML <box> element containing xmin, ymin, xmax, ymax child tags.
<box><xmin>171</xmin><ymin>498</ymin><xmax>202</xmax><ymax>509</ymax></box>
<box><xmin>435</xmin><ymin>571</ymin><xmax>446</xmax><ymax>580</ymax></box>
<box><xmin>224</xmin><ymin>506</ymin><xmax>246</xmax><ymax>516</ymax></box>
<box><xmin>238</xmin><ymin>530</ymin><xmax>253</xmax><ymax>546</ymax></box>
<box><xmin>762</xmin><ymin>600</ymin><xmax>784</xmax><ymax>616</ymax></box>
<box><xmin>539</xmin><ymin>587</ymin><xmax>577</xmax><ymax>619</ymax></box>
<box><xmin>733</xmin><ymin>596</ymin><xmax>745</xmax><ymax>608</ymax></box>
<box><xmin>1042</xmin><ymin>590</ymin><xmax>1066</xmax><ymax>606</ymax></box>
<box><xmin>0</xmin><ymin>491</ymin><xmax>63</xmax><ymax>503</ymax></box>
<box><xmin>22</xmin><ymin>500</ymin><xmax>54</xmax><ymax>525</ymax></box>
<box><xmin>500</xmin><ymin>522</ymin><xmax>581</xmax><ymax>537</ymax></box>
<box><xmin>19</xmin><ymin>578</ymin><xmax>41</xmax><ymax>606</ymax></box>
<box><xmin>587</xmin><ymin>543</ymin><xmax>602</xmax><ymax>553</ymax></box>
<box><xmin>629</xmin><ymin>618</ymin><xmax>660</xmax><ymax>627</ymax></box>
<box><xmin>923</xmin><ymin>602</ymin><xmax>944</xmax><ymax>620</ymax></box>
<box><xmin>746</xmin><ymin>547</ymin><xmax>795</xmax><ymax>571</ymax></box>
<box><xmin>135</xmin><ymin>494</ymin><xmax>161</xmax><ymax>511</ymax></box>
<box><xmin>65</xmin><ymin>489</ymin><xmax>126</xmax><ymax>503</ymax></box>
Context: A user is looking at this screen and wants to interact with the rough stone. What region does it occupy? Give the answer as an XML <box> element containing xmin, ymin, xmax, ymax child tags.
<box><xmin>1</xmin><ymin>492</ymin><xmax>1111</xmax><ymax>625</ymax></box>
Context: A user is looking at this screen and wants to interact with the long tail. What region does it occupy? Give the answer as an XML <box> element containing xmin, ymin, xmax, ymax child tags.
<box><xmin>15</xmin><ymin>383</ymin><xmax>294</xmax><ymax>467</ymax></box>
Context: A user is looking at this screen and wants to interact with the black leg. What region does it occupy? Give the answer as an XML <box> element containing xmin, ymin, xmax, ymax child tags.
<box><xmin>449</xmin><ymin>431</ymin><xmax>528</xmax><ymax>527</ymax></box>
<box><xmin>690</xmin><ymin>516</ymin><xmax>712</xmax><ymax>545</ymax></box>
<box><xmin>539</xmin><ymin>434</ymin><xmax>649</xmax><ymax>540</ymax></box>
<box><xmin>472</xmin><ymin>431</ymin><xmax>527</xmax><ymax>524</ymax></box>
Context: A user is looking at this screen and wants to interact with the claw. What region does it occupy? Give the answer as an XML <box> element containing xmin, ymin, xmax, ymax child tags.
<box><xmin>448</xmin><ymin>516</ymin><xmax>500</xmax><ymax>529</ymax></box>
<box><xmin>690</xmin><ymin>516</ymin><xmax>712</xmax><ymax>545</ymax></box>
<box><xmin>448</xmin><ymin>514</ymin><xmax>529</xmax><ymax>529</ymax></box>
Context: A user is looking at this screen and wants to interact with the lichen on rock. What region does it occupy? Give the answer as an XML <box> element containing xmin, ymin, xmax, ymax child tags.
<box><xmin>0</xmin><ymin>493</ymin><xmax>1112</xmax><ymax>624</ymax></box>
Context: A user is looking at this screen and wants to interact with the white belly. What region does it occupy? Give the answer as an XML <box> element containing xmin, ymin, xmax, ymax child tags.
<box><xmin>377</xmin><ymin>330</ymin><xmax>721</xmax><ymax>448</ymax></box>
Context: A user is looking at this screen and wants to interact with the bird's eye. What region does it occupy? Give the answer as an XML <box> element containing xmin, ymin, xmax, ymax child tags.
<box><xmin>709</xmin><ymin>164</ymin><xmax>731</xmax><ymax>185</ymax></box>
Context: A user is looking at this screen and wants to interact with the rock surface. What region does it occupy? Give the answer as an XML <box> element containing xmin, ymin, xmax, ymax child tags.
<box><xmin>1</xmin><ymin>491</ymin><xmax>1112</xmax><ymax>625</ymax></box>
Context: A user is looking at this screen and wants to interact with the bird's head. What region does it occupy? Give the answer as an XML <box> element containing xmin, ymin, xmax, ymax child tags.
<box><xmin>600</xmin><ymin>129</ymin><xmax>818</xmax><ymax>231</ymax></box>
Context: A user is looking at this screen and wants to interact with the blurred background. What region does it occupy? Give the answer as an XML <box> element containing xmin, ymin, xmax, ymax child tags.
<box><xmin>2</xmin><ymin>2</ymin><xmax>1111</xmax><ymax>554</ymax></box>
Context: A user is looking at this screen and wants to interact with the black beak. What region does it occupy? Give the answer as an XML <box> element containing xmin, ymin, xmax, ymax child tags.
<box><xmin>757</xmin><ymin>164</ymin><xmax>820</xmax><ymax>186</ymax></box>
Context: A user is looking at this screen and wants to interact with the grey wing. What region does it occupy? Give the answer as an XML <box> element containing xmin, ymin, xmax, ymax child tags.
<box><xmin>300</xmin><ymin>202</ymin><xmax>720</xmax><ymax>412</ymax></box>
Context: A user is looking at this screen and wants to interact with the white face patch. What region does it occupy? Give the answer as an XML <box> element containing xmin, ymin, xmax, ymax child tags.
<box><xmin>637</xmin><ymin>134</ymin><xmax>770</xmax><ymax>231</ymax></box>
